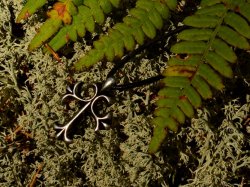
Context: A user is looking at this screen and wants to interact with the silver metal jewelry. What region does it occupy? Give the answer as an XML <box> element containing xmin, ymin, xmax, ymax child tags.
<box><xmin>54</xmin><ymin>77</ymin><xmax>115</xmax><ymax>142</ymax></box>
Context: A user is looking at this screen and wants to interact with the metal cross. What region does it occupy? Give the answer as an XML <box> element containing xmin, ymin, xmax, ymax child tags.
<box><xmin>54</xmin><ymin>77</ymin><xmax>115</xmax><ymax>142</ymax></box>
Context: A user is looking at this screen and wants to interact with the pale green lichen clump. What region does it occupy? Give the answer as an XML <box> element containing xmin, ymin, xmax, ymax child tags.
<box><xmin>181</xmin><ymin>97</ymin><xmax>250</xmax><ymax>187</ymax></box>
<box><xmin>0</xmin><ymin>0</ymin><xmax>249</xmax><ymax>186</ymax></box>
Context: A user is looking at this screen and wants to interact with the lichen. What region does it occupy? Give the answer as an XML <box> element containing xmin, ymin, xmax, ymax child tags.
<box><xmin>0</xmin><ymin>1</ymin><xmax>249</xmax><ymax>186</ymax></box>
<box><xmin>180</xmin><ymin>97</ymin><xmax>250</xmax><ymax>187</ymax></box>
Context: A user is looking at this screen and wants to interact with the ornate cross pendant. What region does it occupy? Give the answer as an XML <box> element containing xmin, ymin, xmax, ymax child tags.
<box><xmin>54</xmin><ymin>78</ymin><xmax>115</xmax><ymax>142</ymax></box>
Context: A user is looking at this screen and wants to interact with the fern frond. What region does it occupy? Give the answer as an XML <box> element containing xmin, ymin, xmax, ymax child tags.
<box><xmin>45</xmin><ymin>0</ymin><xmax>122</xmax><ymax>52</ymax></box>
<box><xmin>17</xmin><ymin>0</ymin><xmax>120</xmax><ymax>51</ymax></box>
<box><xmin>75</xmin><ymin>0</ymin><xmax>177</xmax><ymax>70</ymax></box>
<box><xmin>149</xmin><ymin>0</ymin><xmax>250</xmax><ymax>153</ymax></box>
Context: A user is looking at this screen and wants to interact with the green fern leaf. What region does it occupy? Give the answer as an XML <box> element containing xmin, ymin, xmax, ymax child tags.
<box><xmin>80</xmin><ymin>49</ymin><xmax>105</xmax><ymax>67</ymax></box>
<box><xmin>149</xmin><ymin>117</ymin><xmax>170</xmax><ymax>154</ymax></box>
<box><xmin>74</xmin><ymin>16</ymin><xmax>86</xmax><ymax>37</ymax></box>
<box><xmin>100</xmin><ymin>35</ymin><xmax>115</xmax><ymax>61</ymax></box>
<box><xmin>129</xmin><ymin>8</ymin><xmax>157</xmax><ymax>39</ymax></box>
<box><xmin>141</xmin><ymin>19</ymin><xmax>157</xmax><ymax>39</ymax></box>
<box><xmin>198</xmin><ymin>64</ymin><xmax>224</xmax><ymax>90</ymax></box>
<box><xmin>191</xmin><ymin>75</ymin><xmax>213</xmax><ymax>99</ymax></box>
<box><xmin>113</xmin><ymin>23</ymin><xmax>135</xmax><ymax>51</ymax></box>
<box><xmin>109</xmin><ymin>0</ymin><xmax>120</xmax><ymax>7</ymax></box>
<box><xmin>158</xmin><ymin>87</ymin><xmax>181</xmax><ymax>97</ymax></box>
<box><xmin>29</xmin><ymin>18</ymin><xmax>62</xmax><ymax>51</ymax></box>
<box><xmin>149</xmin><ymin>0</ymin><xmax>250</xmax><ymax>153</ymax></box>
<box><xmin>153</xmin><ymin>2</ymin><xmax>170</xmax><ymax>19</ymax></box>
<box><xmin>123</xmin><ymin>16</ymin><xmax>145</xmax><ymax>45</ymax></box>
<box><xmin>162</xmin><ymin>76</ymin><xmax>190</xmax><ymax>88</ymax></box>
<box><xmin>136</xmin><ymin>0</ymin><xmax>163</xmax><ymax>29</ymax></box>
<box><xmin>154</xmin><ymin>117</ymin><xmax>179</xmax><ymax>132</ymax></box>
<box><xmin>84</xmin><ymin>0</ymin><xmax>105</xmax><ymax>24</ymax></box>
<box><xmin>165</xmin><ymin>0</ymin><xmax>177</xmax><ymax>10</ymax></box>
<box><xmin>211</xmin><ymin>39</ymin><xmax>237</xmax><ymax>63</ymax></box>
<box><xmin>99</xmin><ymin>0</ymin><xmax>112</xmax><ymax>13</ymax></box>
<box><xmin>108</xmin><ymin>29</ymin><xmax>124</xmax><ymax>57</ymax></box>
<box><xmin>43</xmin><ymin>25</ymin><xmax>69</xmax><ymax>52</ymax></box>
<box><xmin>68</xmin><ymin>26</ymin><xmax>78</xmax><ymax>41</ymax></box>
<box><xmin>67</xmin><ymin>1</ymin><xmax>78</xmax><ymax>15</ymax></box>
<box><xmin>156</xmin><ymin>98</ymin><xmax>176</xmax><ymax>108</ymax></box>
<box><xmin>155</xmin><ymin>107</ymin><xmax>185</xmax><ymax>124</ymax></box>
<box><xmin>16</xmin><ymin>0</ymin><xmax>48</xmax><ymax>23</ymax></box>
<box><xmin>183</xmin><ymin>85</ymin><xmax>202</xmax><ymax>108</ymax></box>
<box><xmin>78</xmin><ymin>6</ymin><xmax>95</xmax><ymax>32</ymax></box>
<box><xmin>196</xmin><ymin>3</ymin><xmax>226</xmax><ymax>16</ymax></box>
<box><xmin>183</xmin><ymin>15</ymin><xmax>220</xmax><ymax>28</ymax></box>
<box><xmin>177</xmin><ymin>29</ymin><xmax>213</xmax><ymax>41</ymax></box>
<box><xmin>217</xmin><ymin>26</ymin><xmax>250</xmax><ymax>49</ymax></box>
<box><xmin>205</xmin><ymin>52</ymin><xmax>233</xmax><ymax>78</ymax></box>
<box><xmin>224</xmin><ymin>12</ymin><xmax>250</xmax><ymax>39</ymax></box>
<box><xmin>177</xmin><ymin>98</ymin><xmax>194</xmax><ymax>118</ymax></box>
<box><xmin>239</xmin><ymin>2</ymin><xmax>250</xmax><ymax>21</ymax></box>
<box><xmin>171</xmin><ymin>41</ymin><xmax>207</xmax><ymax>54</ymax></box>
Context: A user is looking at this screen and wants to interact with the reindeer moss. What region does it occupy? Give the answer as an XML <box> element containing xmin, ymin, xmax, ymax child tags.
<box><xmin>0</xmin><ymin>1</ymin><xmax>249</xmax><ymax>186</ymax></box>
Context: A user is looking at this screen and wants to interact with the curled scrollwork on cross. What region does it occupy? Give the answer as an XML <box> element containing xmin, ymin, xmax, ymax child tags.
<box><xmin>54</xmin><ymin>77</ymin><xmax>115</xmax><ymax>142</ymax></box>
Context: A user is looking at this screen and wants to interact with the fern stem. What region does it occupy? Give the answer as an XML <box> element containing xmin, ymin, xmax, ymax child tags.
<box><xmin>111</xmin><ymin>75</ymin><xmax>164</xmax><ymax>91</ymax></box>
